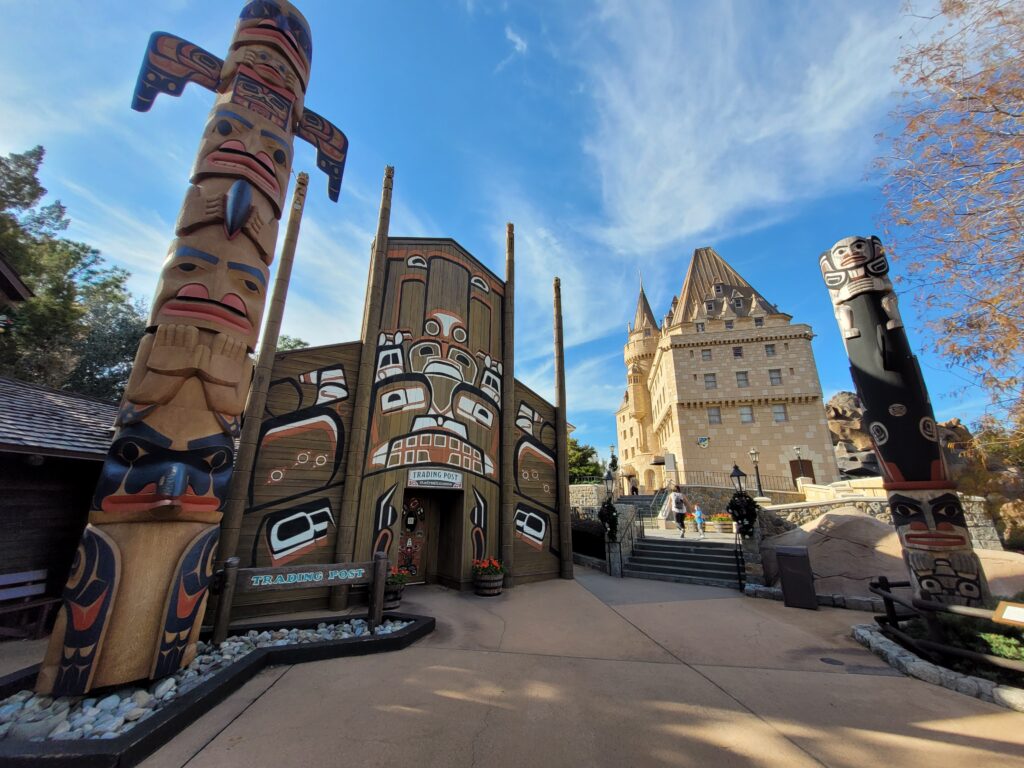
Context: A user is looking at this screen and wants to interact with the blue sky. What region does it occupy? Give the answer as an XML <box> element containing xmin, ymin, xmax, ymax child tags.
<box><xmin>0</xmin><ymin>0</ymin><xmax>983</xmax><ymax>459</ymax></box>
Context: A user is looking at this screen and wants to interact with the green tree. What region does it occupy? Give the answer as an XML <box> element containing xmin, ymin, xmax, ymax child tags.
<box><xmin>0</xmin><ymin>146</ymin><xmax>146</xmax><ymax>400</ymax></box>
<box><xmin>277</xmin><ymin>334</ymin><xmax>310</xmax><ymax>350</ymax></box>
<box><xmin>568</xmin><ymin>438</ymin><xmax>604</xmax><ymax>480</ymax></box>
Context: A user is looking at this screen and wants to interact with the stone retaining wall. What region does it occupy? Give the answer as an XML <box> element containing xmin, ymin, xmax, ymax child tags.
<box><xmin>758</xmin><ymin>494</ymin><xmax>1003</xmax><ymax>551</ymax></box>
<box><xmin>569</xmin><ymin>483</ymin><xmax>602</xmax><ymax>510</ymax></box>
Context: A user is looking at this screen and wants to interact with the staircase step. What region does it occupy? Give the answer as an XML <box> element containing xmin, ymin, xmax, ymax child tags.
<box><xmin>625</xmin><ymin>560</ymin><xmax>739</xmax><ymax>578</ymax></box>
<box><xmin>626</xmin><ymin>557</ymin><xmax>741</xmax><ymax>569</ymax></box>
<box><xmin>621</xmin><ymin>568</ymin><xmax>741</xmax><ymax>589</ymax></box>
<box><xmin>633</xmin><ymin>540</ymin><xmax>736</xmax><ymax>553</ymax></box>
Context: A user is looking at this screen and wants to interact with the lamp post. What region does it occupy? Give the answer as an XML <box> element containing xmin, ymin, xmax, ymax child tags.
<box><xmin>603</xmin><ymin>468</ymin><xmax>614</xmax><ymax>501</ymax></box>
<box><xmin>748</xmin><ymin>448</ymin><xmax>764</xmax><ymax>497</ymax></box>
<box><xmin>793</xmin><ymin>446</ymin><xmax>805</xmax><ymax>487</ymax></box>
<box><xmin>730</xmin><ymin>464</ymin><xmax>747</xmax><ymax>494</ymax></box>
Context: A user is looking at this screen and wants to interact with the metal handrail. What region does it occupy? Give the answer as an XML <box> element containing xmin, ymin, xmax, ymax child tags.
<box><xmin>869</xmin><ymin>577</ymin><xmax>1024</xmax><ymax>674</ymax></box>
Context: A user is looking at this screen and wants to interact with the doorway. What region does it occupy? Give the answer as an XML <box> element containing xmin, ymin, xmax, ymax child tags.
<box><xmin>788</xmin><ymin>459</ymin><xmax>815</xmax><ymax>487</ymax></box>
<box><xmin>399</xmin><ymin>488</ymin><xmax>463</xmax><ymax>587</ymax></box>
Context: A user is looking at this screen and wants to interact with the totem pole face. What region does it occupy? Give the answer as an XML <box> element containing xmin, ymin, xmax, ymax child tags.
<box><xmin>366</xmin><ymin>254</ymin><xmax>500</xmax><ymax>479</ymax></box>
<box><xmin>234</xmin><ymin>0</ymin><xmax>312</xmax><ymax>89</ymax></box>
<box><xmin>150</xmin><ymin>239</ymin><xmax>269</xmax><ymax>350</ymax></box>
<box><xmin>819</xmin><ymin>235</ymin><xmax>892</xmax><ymax>304</ymax></box>
<box><xmin>93</xmin><ymin>423</ymin><xmax>234</xmax><ymax>517</ymax></box>
<box><xmin>193</xmin><ymin>105</ymin><xmax>294</xmax><ymax>216</ymax></box>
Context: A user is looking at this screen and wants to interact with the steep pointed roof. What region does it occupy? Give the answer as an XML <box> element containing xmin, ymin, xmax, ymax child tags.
<box><xmin>671</xmin><ymin>246</ymin><xmax>778</xmax><ymax>325</ymax></box>
<box><xmin>631</xmin><ymin>284</ymin><xmax>659</xmax><ymax>332</ymax></box>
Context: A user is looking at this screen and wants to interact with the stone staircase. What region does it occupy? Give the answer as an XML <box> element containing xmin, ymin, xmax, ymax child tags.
<box><xmin>624</xmin><ymin>494</ymin><xmax>662</xmax><ymax>528</ymax></box>
<box><xmin>623</xmin><ymin>537</ymin><xmax>742</xmax><ymax>589</ymax></box>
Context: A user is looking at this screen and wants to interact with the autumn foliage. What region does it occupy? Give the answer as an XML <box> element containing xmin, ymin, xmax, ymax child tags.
<box><xmin>879</xmin><ymin>0</ymin><xmax>1023</xmax><ymax>444</ymax></box>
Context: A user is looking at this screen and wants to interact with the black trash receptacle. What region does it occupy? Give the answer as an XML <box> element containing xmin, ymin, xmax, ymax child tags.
<box><xmin>775</xmin><ymin>545</ymin><xmax>817</xmax><ymax>610</ymax></box>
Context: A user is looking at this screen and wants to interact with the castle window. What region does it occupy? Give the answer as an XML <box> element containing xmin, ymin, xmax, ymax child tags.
<box><xmin>724</xmin><ymin>320</ymin><xmax>734</xmax><ymax>330</ymax></box>
<box><xmin>754</xmin><ymin>317</ymin><xmax>765</xmax><ymax>328</ymax></box>
<box><xmin>732</xmin><ymin>346</ymin><xmax>743</xmax><ymax>359</ymax></box>
<box><xmin>706</xmin><ymin>301</ymin><xmax>715</xmax><ymax>312</ymax></box>
<box><xmin>701</xmin><ymin>349</ymin><xmax>712</xmax><ymax>362</ymax></box>
<box><xmin>733</xmin><ymin>298</ymin><xmax>743</xmax><ymax>309</ymax></box>
<box><xmin>769</xmin><ymin>369</ymin><xmax>782</xmax><ymax>385</ymax></box>
<box><xmin>714</xmin><ymin>284</ymin><xmax>723</xmax><ymax>296</ymax></box>
<box><xmin>689</xmin><ymin>350</ymin><xmax>694</xmax><ymax>358</ymax></box>
<box><xmin>708</xmin><ymin>407</ymin><xmax>722</xmax><ymax>425</ymax></box>
<box><xmin>736</xmin><ymin>371</ymin><xmax>749</xmax><ymax>388</ymax></box>
<box><xmin>740</xmin><ymin>406</ymin><xmax>755</xmax><ymax>423</ymax></box>
<box><xmin>704</xmin><ymin>373</ymin><xmax>717</xmax><ymax>390</ymax></box>
<box><xmin>696</xmin><ymin>323</ymin><xmax>705</xmax><ymax>332</ymax></box>
<box><xmin>765</xmin><ymin>343</ymin><xmax>776</xmax><ymax>357</ymax></box>
<box><xmin>772</xmin><ymin>404</ymin><xmax>788</xmax><ymax>422</ymax></box>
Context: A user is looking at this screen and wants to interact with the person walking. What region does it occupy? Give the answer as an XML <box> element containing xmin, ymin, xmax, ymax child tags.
<box><xmin>669</xmin><ymin>486</ymin><xmax>686</xmax><ymax>538</ymax></box>
<box><xmin>630</xmin><ymin>482</ymin><xmax>639</xmax><ymax>496</ymax></box>
<box><xmin>693</xmin><ymin>503</ymin><xmax>706</xmax><ymax>539</ymax></box>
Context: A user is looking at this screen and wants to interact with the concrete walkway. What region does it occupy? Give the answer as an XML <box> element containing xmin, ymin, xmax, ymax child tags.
<box><xmin>83</xmin><ymin>568</ymin><xmax>1024</xmax><ymax>766</ymax></box>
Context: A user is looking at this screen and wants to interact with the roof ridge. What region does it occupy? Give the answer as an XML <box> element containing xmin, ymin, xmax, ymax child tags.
<box><xmin>0</xmin><ymin>376</ymin><xmax>119</xmax><ymax>406</ymax></box>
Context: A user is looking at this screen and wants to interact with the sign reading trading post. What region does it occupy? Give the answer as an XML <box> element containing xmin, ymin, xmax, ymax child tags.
<box><xmin>236</xmin><ymin>562</ymin><xmax>371</xmax><ymax>593</ymax></box>
<box><xmin>407</xmin><ymin>469</ymin><xmax>464</xmax><ymax>489</ymax></box>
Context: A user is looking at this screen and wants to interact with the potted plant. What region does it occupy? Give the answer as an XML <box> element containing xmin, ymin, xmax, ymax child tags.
<box><xmin>385</xmin><ymin>566</ymin><xmax>411</xmax><ymax>610</ymax></box>
<box><xmin>472</xmin><ymin>557</ymin><xmax>505</xmax><ymax>596</ymax></box>
<box><xmin>709</xmin><ymin>513</ymin><xmax>734</xmax><ymax>533</ymax></box>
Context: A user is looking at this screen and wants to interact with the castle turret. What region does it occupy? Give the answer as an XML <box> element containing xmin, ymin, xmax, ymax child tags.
<box><xmin>624</xmin><ymin>284</ymin><xmax>658</xmax><ymax>423</ymax></box>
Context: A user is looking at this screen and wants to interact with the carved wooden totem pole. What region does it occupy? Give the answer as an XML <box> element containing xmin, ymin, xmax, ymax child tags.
<box><xmin>38</xmin><ymin>0</ymin><xmax>347</xmax><ymax>695</ymax></box>
<box><xmin>819</xmin><ymin>235</ymin><xmax>989</xmax><ymax>607</ymax></box>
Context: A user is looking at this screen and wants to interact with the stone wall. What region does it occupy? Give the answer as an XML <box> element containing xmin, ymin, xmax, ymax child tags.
<box><xmin>758</xmin><ymin>494</ymin><xmax>1003</xmax><ymax>551</ymax></box>
<box><xmin>677</xmin><ymin>485</ymin><xmax>802</xmax><ymax>516</ymax></box>
<box><xmin>570</xmin><ymin>483</ymin><xmax>603</xmax><ymax>510</ymax></box>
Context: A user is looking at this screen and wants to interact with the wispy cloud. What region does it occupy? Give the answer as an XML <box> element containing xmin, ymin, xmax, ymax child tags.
<box><xmin>575</xmin><ymin>0</ymin><xmax>909</xmax><ymax>254</ymax></box>
<box><xmin>496</xmin><ymin>26</ymin><xmax>528</xmax><ymax>72</ymax></box>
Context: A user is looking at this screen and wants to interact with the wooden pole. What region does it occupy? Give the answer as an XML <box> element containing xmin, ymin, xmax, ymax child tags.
<box><xmin>330</xmin><ymin>166</ymin><xmax>394</xmax><ymax>610</ymax></box>
<box><xmin>553</xmin><ymin>278</ymin><xmax>573</xmax><ymax>579</ymax></box>
<box><xmin>211</xmin><ymin>557</ymin><xmax>239</xmax><ymax>646</ymax></box>
<box><xmin>368</xmin><ymin>551</ymin><xmax>388</xmax><ymax>631</ymax></box>
<box><xmin>500</xmin><ymin>223</ymin><xmax>516</xmax><ymax>585</ymax></box>
<box><xmin>219</xmin><ymin>172</ymin><xmax>310</xmax><ymax>567</ymax></box>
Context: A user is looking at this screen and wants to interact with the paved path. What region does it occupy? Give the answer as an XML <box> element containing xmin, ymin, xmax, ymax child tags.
<box><xmin>127</xmin><ymin>568</ymin><xmax>1024</xmax><ymax>767</ymax></box>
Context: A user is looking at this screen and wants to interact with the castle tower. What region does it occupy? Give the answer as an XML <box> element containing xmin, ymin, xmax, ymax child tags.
<box><xmin>617</xmin><ymin>247</ymin><xmax>838</xmax><ymax>495</ymax></box>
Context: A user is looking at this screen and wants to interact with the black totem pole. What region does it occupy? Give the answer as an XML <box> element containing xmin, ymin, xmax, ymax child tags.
<box><xmin>819</xmin><ymin>235</ymin><xmax>989</xmax><ymax>607</ymax></box>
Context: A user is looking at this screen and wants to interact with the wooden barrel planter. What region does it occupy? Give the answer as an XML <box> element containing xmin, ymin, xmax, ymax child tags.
<box><xmin>383</xmin><ymin>585</ymin><xmax>404</xmax><ymax>610</ymax></box>
<box><xmin>474</xmin><ymin>573</ymin><xmax>504</xmax><ymax>597</ymax></box>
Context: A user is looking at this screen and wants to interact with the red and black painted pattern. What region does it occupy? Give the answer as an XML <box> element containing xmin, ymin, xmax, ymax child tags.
<box><xmin>51</xmin><ymin>527</ymin><xmax>119</xmax><ymax>696</ymax></box>
<box><xmin>152</xmin><ymin>526</ymin><xmax>220</xmax><ymax>678</ymax></box>
<box><xmin>132</xmin><ymin>32</ymin><xmax>223</xmax><ymax>113</ymax></box>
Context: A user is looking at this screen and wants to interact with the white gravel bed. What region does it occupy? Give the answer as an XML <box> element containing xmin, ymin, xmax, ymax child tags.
<box><xmin>0</xmin><ymin>618</ymin><xmax>412</xmax><ymax>742</ymax></box>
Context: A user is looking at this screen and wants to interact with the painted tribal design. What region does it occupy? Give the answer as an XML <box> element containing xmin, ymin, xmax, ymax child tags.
<box><xmin>819</xmin><ymin>235</ymin><xmax>990</xmax><ymax>606</ymax></box>
<box><xmin>152</xmin><ymin>526</ymin><xmax>220</xmax><ymax>678</ymax></box>
<box><xmin>49</xmin><ymin>527</ymin><xmax>119</xmax><ymax>696</ymax></box>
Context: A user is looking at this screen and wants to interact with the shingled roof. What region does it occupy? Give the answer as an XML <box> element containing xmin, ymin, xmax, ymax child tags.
<box><xmin>671</xmin><ymin>246</ymin><xmax>779</xmax><ymax>325</ymax></box>
<box><xmin>0</xmin><ymin>377</ymin><xmax>117</xmax><ymax>460</ymax></box>
<box><xmin>631</xmin><ymin>285</ymin><xmax>659</xmax><ymax>332</ymax></box>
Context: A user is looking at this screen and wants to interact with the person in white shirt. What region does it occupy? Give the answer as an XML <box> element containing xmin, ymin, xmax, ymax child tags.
<box><xmin>669</xmin><ymin>487</ymin><xmax>687</xmax><ymax>538</ymax></box>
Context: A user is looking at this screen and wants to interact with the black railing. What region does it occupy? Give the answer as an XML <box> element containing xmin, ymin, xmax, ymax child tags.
<box><xmin>870</xmin><ymin>577</ymin><xmax>1024</xmax><ymax>675</ymax></box>
<box><xmin>681</xmin><ymin>470</ymin><xmax>795</xmax><ymax>492</ymax></box>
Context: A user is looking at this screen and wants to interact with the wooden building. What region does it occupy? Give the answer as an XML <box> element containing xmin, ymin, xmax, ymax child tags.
<box><xmin>226</xmin><ymin>173</ymin><xmax>571</xmax><ymax>618</ymax></box>
<box><xmin>0</xmin><ymin>377</ymin><xmax>117</xmax><ymax>602</ymax></box>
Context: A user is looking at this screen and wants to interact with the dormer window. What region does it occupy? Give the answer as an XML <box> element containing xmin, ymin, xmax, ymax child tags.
<box><xmin>754</xmin><ymin>317</ymin><xmax>764</xmax><ymax>328</ymax></box>
<box><xmin>714</xmin><ymin>284</ymin><xmax>723</xmax><ymax>296</ymax></box>
<box><xmin>724</xmin><ymin>320</ymin><xmax>734</xmax><ymax>330</ymax></box>
<box><xmin>696</xmin><ymin>322</ymin><xmax>705</xmax><ymax>332</ymax></box>
<box><xmin>705</xmin><ymin>300</ymin><xmax>715</xmax><ymax>312</ymax></box>
<box><xmin>733</xmin><ymin>298</ymin><xmax>743</xmax><ymax>309</ymax></box>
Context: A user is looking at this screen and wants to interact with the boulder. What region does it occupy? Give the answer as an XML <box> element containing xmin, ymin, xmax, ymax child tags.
<box><xmin>762</xmin><ymin>509</ymin><xmax>904</xmax><ymax>599</ymax></box>
<box><xmin>762</xmin><ymin>508</ymin><xmax>1024</xmax><ymax>601</ymax></box>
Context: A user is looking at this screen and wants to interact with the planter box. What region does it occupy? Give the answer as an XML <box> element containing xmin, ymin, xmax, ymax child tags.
<box><xmin>474</xmin><ymin>573</ymin><xmax>504</xmax><ymax>596</ymax></box>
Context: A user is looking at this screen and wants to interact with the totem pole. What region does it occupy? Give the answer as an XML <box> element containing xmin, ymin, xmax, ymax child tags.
<box><xmin>37</xmin><ymin>0</ymin><xmax>348</xmax><ymax>695</ymax></box>
<box><xmin>819</xmin><ymin>235</ymin><xmax>989</xmax><ymax>607</ymax></box>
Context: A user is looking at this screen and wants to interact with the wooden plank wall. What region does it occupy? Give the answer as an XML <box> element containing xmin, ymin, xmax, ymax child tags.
<box><xmin>354</xmin><ymin>240</ymin><xmax>505</xmax><ymax>588</ymax></box>
<box><xmin>0</xmin><ymin>455</ymin><xmax>97</xmax><ymax>595</ymax></box>
<box><xmin>234</xmin><ymin>342</ymin><xmax>361</xmax><ymax>617</ymax></box>
<box><xmin>510</xmin><ymin>381</ymin><xmax>561</xmax><ymax>580</ymax></box>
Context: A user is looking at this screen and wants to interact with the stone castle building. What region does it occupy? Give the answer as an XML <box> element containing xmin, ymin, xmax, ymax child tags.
<box><xmin>616</xmin><ymin>247</ymin><xmax>838</xmax><ymax>494</ymax></box>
